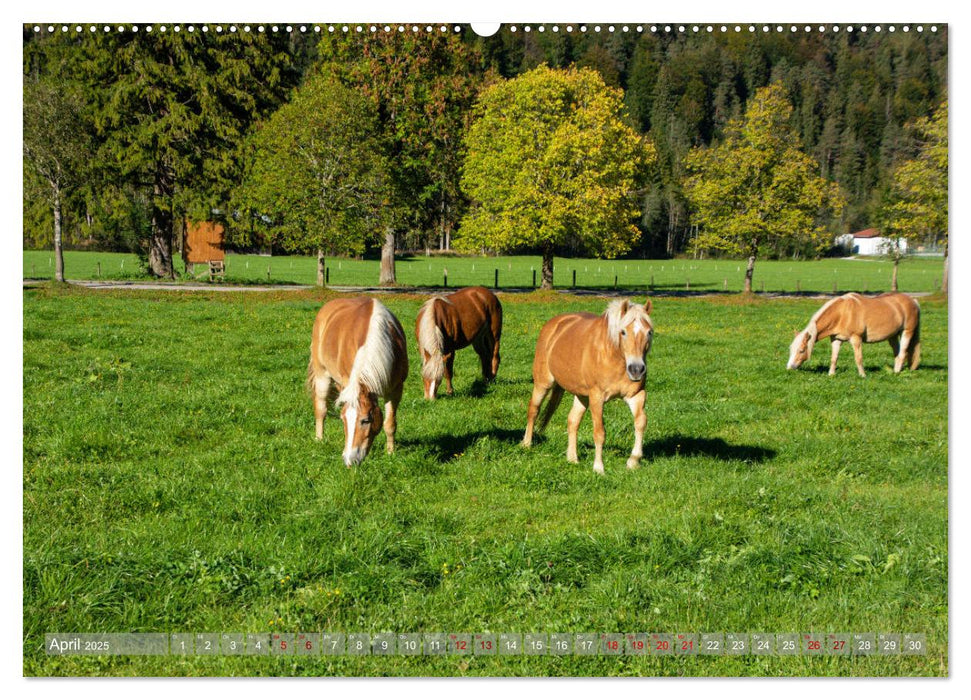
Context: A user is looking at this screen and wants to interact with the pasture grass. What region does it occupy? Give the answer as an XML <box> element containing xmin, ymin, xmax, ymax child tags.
<box><xmin>22</xmin><ymin>285</ymin><xmax>948</xmax><ymax>676</ymax></box>
<box><xmin>23</xmin><ymin>249</ymin><xmax>947</xmax><ymax>294</ymax></box>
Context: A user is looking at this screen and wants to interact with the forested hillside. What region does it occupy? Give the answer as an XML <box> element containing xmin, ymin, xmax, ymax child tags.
<box><xmin>23</xmin><ymin>24</ymin><xmax>947</xmax><ymax>267</ymax></box>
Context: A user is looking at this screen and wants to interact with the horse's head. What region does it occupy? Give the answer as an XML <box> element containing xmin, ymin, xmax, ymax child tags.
<box><xmin>340</xmin><ymin>385</ymin><xmax>383</xmax><ymax>466</ymax></box>
<box><xmin>787</xmin><ymin>328</ymin><xmax>815</xmax><ymax>370</ymax></box>
<box><xmin>606</xmin><ymin>298</ymin><xmax>654</xmax><ymax>382</ymax></box>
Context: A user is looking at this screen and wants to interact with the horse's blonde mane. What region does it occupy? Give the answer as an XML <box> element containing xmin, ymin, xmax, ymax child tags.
<box><xmin>337</xmin><ymin>299</ymin><xmax>401</xmax><ymax>404</ymax></box>
<box><xmin>604</xmin><ymin>299</ymin><xmax>652</xmax><ymax>347</ymax></box>
<box><xmin>417</xmin><ymin>297</ymin><xmax>448</xmax><ymax>382</ymax></box>
<box><xmin>803</xmin><ymin>295</ymin><xmax>846</xmax><ymax>351</ymax></box>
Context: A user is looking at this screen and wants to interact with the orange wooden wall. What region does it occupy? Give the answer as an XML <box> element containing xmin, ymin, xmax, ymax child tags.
<box><xmin>184</xmin><ymin>221</ymin><xmax>225</xmax><ymax>263</ymax></box>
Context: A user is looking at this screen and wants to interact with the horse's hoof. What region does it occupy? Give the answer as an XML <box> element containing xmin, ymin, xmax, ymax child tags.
<box><xmin>626</xmin><ymin>457</ymin><xmax>640</xmax><ymax>470</ymax></box>
<box><xmin>593</xmin><ymin>464</ymin><xmax>605</xmax><ymax>475</ymax></box>
<box><xmin>522</xmin><ymin>439</ymin><xmax>532</xmax><ymax>449</ymax></box>
<box><xmin>567</xmin><ymin>454</ymin><xmax>579</xmax><ymax>464</ymax></box>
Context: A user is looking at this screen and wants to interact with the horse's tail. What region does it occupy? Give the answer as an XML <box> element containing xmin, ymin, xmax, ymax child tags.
<box><xmin>536</xmin><ymin>385</ymin><xmax>564</xmax><ymax>434</ymax></box>
<box><xmin>417</xmin><ymin>298</ymin><xmax>446</xmax><ymax>384</ymax></box>
<box><xmin>909</xmin><ymin>306</ymin><xmax>922</xmax><ymax>370</ymax></box>
<box><xmin>306</xmin><ymin>356</ymin><xmax>316</xmax><ymax>394</ymax></box>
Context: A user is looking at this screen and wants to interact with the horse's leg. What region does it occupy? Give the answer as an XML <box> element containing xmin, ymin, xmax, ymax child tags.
<box><xmin>443</xmin><ymin>353</ymin><xmax>455</xmax><ymax>395</ymax></box>
<box><xmin>850</xmin><ymin>335</ymin><xmax>866</xmax><ymax>377</ymax></box>
<box><xmin>589</xmin><ymin>393</ymin><xmax>607</xmax><ymax>474</ymax></box>
<box><xmin>894</xmin><ymin>330</ymin><xmax>912</xmax><ymax>374</ymax></box>
<box><xmin>490</xmin><ymin>312</ymin><xmax>502</xmax><ymax>379</ymax></box>
<box><xmin>624</xmin><ymin>390</ymin><xmax>647</xmax><ymax>469</ymax></box>
<box><xmin>473</xmin><ymin>333</ymin><xmax>493</xmax><ymax>381</ymax></box>
<box><xmin>523</xmin><ymin>380</ymin><xmax>553</xmax><ymax>448</ymax></box>
<box><xmin>566</xmin><ymin>395</ymin><xmax>587</xmax><ymax>463</ymax></box>
<box><xmin>829</xmin><ymin>339</ymin><xmax>842</xmax><ymax>375</ymax></box>
<box><xmin>313</xmin><ymin>372</ymin><xmax>333</xmax><ymax>440</ymax></box>
<box><xmin>383</xmin><ymin>384</ymin><xmax>403</xmax><ymax>454</ymax></box>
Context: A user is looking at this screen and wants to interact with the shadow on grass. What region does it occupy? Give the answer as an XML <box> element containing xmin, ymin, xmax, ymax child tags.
<box><xmin>646</xmin><ymin>434</ymin><xmax>775</xmax><ymax>463</ymax></box>
<box><xmin>803</xmin><ymin>363</ymin><xmax>944</xmax><ymax>375</ymax></box>
<box><xmin>399</xmin><ymin>428</ymin><xmax>524</xmax><ymax>463</ymax></box>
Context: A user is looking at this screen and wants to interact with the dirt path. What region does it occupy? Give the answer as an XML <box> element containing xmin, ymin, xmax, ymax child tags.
<box><xmin>23</xmin><ymin>279</ymin><xmax>935</xmax><ymax>300</ymax></box>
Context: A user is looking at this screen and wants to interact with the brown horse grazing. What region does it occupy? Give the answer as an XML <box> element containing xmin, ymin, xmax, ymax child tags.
<box><xmin>523</xmin><ymin>298</ymin><xmax>654</xmax><ymax>474</ymax></box>
<box><xmin>308</xmin><ymin>297</ymin><xmax>408</xmax><ymax>466</ymax></box>
<box><xmin>415</xmin><ymin>286</ymin><xmax>503</xmax><ymax>400</ymax></box>
<box><xmin>787</xmin><ymin>292</ymin><xmax>921</xmax><ymax>377</ymax></box>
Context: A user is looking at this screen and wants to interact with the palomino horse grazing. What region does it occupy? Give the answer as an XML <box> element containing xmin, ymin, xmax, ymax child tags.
<box><xmin>415</xmin><ymin>286</ymin><xmax>503</xmax><ymax>399</ymax></box>
<box><xmin>308</xmin><ymin>297</ymin><xmax>408</xmax><ymax>466</ymax></box>
<box><xmin>523</xmin><ymin>298</ymin><xmax>654</xmax><ymax>474</ymax></box>
<box><xmin>787</xmin><ymin>292</ymin><xmax>921</xmax><ymax>377</ymax></box>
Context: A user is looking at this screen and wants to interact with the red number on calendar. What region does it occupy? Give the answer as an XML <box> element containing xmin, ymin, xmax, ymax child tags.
<box><xmin>480</xmin><ymin>640</ymin><xmax>492</xmax><ymax>650</ymax></box>
<box><xmin>630</xmin><ymin>640</ymin><xmax>644</xmax><ymax>651</ymax></box>
<box><xmin>808</xmin><ymin>640</ymin><xmax>821</xmax><ymax>651</ymax></box>
<box><xmin>656</xmin><ymin>640</ymin><xmax>669</xmax><ymax>651</ymax></box>
<box><xmin>456</xmin><ymin>640</ymin><xmax>467</xmax><ymax>651</ymax></box>
<box><xmin>832</xmin><ymin>640</ymin><xmax>844</xmax><ymax>651</ymax></box>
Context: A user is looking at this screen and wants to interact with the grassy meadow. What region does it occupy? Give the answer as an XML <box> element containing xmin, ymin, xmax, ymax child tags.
<box><xmin>23</xmin><ymin>249</ymin><xmax>947</xmax><ymax>294</ymax></box>
<box><xmin>22</xmin><ymin>284</ymin><xmax>948</xmax><ymax>676</ymax></box>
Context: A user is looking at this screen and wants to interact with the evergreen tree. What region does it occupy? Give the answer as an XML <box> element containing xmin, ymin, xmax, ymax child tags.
<box><xmin>76</xmin><ymin>28</ymin><xmax>295</xmax><ymax>278</ymax></box>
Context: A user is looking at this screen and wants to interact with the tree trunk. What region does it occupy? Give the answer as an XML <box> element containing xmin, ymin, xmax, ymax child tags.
<box><xmin>744</xmin><ymin>239</ymin><xmax>758</xmax><ymax>294</ymax></box>
<box><xmin>52</xmin><ymin>187</ymin><xmax>65</xmax><ymax>283</ymax></box>
<box><xmin>316</xmin><ymin>249</ymin><xmax>325</xmax><ymax>287</ymax></box>
<box><xmin>942</xmin><ymin>238</ymin><xmax>948</xmax><ymax>296</ymax></box>
<box><xmin>148</xmin><ymin>168</ymin><xmax>175</xmax><ymax>279</ymax></box>
<box><xmin>541</xmin><ymin>242</ymin><xmax>554</xmax><ymax>290</ymax></box>
<box><xmin>379</xmin><ymin>228</ymin><xmax>396</xmax><ymax>286</ymax></box>
<box><xmin>891</xmin><ymin>258</ymin><xmax>899</xmax><ymax>292</ymax></box>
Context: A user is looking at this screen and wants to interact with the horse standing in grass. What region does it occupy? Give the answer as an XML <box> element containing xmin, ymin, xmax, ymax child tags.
<box><xmin>523</xmin><ymin>298</ymin><xmax>654</xmax><ymax>474</ymax></box>
<box><xmin>787</xmin><ymin>292</ymin><xmax>921</xmax><ymax>377</ymax></box>
<box><xmin>415</xmin><ymin>286</ymin><xmax>503</xmax><ymax>400</ymax></box>
<box><xmin>308</xmin><ymin>297</ymin><xmax>408</xmax><ymax>466</ymax></box>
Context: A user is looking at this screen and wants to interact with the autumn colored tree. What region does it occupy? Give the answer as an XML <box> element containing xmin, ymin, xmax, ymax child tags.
<box><xmin>234</xmin><ymin>72</ymin><xmax>388</xmax><ymax>286</ymax></box>
<box><xmin>458</xmin><ymin>65</ymin><xmax>655</xmax><ymax>289</ymax></box>
<box><xmin>318</xmin><ymin>31</ymin><xmax>489</xmax><ymax>285</ymax></box>
<box><xmin>684</xmin><ymin>83</ymin><xmax>845</xmax><ymax>293</ymax></box>
<box><xmin>883</xmin><ymin>100</ymin><xmax>948</xmax><ymax>294</ymax></box>
<box><xmin>22</xmin><ymin>80</ymin><xmax>93</xmax><ymax>282</ymax></box>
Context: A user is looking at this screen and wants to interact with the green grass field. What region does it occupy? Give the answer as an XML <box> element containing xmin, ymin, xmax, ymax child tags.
<box><xmin>23</xmin><ymin>249</ymin><xmax>947</xmax><ymax>294</ymax></box>
<box><xmin>23</xmin><ymin>285</ymin><xmax>948</xmax><ymax>676</ymax></box>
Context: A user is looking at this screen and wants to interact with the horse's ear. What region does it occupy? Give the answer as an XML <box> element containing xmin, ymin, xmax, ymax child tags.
<box><xmin>618</xmin><ymin>299</ymin><xmax>629</xmax><ymax>316</ymax></box>
<box><xmin>644</xmin><ymin>299</ymin><xmax>653</xmax><ymax>314</ymax></box>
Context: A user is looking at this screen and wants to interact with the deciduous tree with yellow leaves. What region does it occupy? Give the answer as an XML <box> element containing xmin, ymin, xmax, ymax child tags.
<box><xmin>684</xmin><ymin>83</ymin><xmax>845</xmax><ymax>293</ymax></box>
<box><xmin>458</xmin><ymin>65</ymin><xmax>655</xmax><ymax>289</ymax></box>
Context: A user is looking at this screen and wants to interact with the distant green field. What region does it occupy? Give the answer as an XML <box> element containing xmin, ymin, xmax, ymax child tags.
<box><xmin>23</xmin><ymin>285</ymin><xmax>947</xmax><ymax>676</ymax></box>
<box><xmin>23</xmin><ymin>249</ymin><xmax>946</xmax><ymax>294</ymax></box>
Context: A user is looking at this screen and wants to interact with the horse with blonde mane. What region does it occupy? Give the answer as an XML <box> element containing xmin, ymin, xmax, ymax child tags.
<box><xmin>415</xmin><ymin>286</ymin><xmax>503</xmax><ymax>400</ymax></box>
<box><xmin>308</xmin><ymin>297</ymin><xmax>408</xmax><ymax>466</ymax></box>
<box><xmin>787</xmin><ymin>292</ymin><xmax>921</xmax><ymax>377</ymax></box>
<box><xmin>523</xmin><ymin>298</ymin><xmax>654</xmax><ymax>474</ymax></box>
